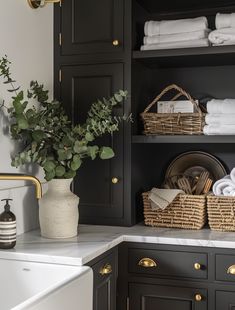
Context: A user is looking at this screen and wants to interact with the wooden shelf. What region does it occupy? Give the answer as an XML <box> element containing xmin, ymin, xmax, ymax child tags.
<box><xmin>132</xmin><ymin>45</ymin><xmax>235</xmax><ymax>67</ymax></box>
<box><xmin>132</xmin><ymin>135</ymin><xmax>235</xmax><ymax>144</ymax></box>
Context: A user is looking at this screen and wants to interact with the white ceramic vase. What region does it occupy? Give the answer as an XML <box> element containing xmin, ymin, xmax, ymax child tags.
<box><xmin>39</xmin><ymin>178</ymin><xmax>79</xmax><ymax>239</ymax></box>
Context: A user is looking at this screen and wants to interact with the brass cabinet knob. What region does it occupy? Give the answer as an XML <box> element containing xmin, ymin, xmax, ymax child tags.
<box><xmin>194</xmin><ymin>263</ymin><xmax>201</xmax><ymax>270</ymax></box>
<box><xmin>112</xmin><ymin>177</ymin><xmax>119</xmax><ymax>184</ymax></box>
<box><xmin>99</xmin><ymin>263</ymin><xmax>112</xmax><ymax>276</ymax></box>
<box><xmin>138</xmin><ymin>257</ymin><xmax>157</xmax><ymax>268</ymax></box>
<box><xmin>227</xmin><ymin>265</ymin><xmax>235</xmax><ymax>274</ymax></box>
<box><xmin>112</xmin><ymin>39</ymin><xmax>119</xmax><ymax>46</ymax></box>
<box><xmin>195</xmin><ymin>294</ymin><xmax>202</xmax><ymax>302</ymax></box>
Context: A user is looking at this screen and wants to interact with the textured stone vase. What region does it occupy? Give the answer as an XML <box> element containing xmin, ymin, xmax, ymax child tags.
<box><xmin>39</xmin><ymin>178</ymin><xmax>79</xmax><ymax>239</ymax></box>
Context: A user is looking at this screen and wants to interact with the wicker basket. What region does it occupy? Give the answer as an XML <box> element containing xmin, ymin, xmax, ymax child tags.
<box><xmin>142</xmin><ymin>192</ymin><xmax>207</xmax><ymax>230</ymax></box>
<box><xmin>141</xmin><ymin>84</ymin><xmax>205</xmax><ymax>135</ymax></box>
<box><xmin>207</xmin><ymin>195</ymin><xmax>235</xmax><ymax>231</ymax></box>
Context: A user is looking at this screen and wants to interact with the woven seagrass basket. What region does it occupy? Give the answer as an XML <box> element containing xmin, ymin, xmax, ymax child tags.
<box><xmin>207</xmin><ymin>195</ymin><xmax>235</xmax><ymax>231</ymax></box>
<box><xmin>142</xmin><ymin>192</ymin><xmax>207</xmax><ymax>230</ymax></box>
<box><xmin>141</xmin><ymin>84</ymin><xmax>205</xmax><ymax>135</ymax></box>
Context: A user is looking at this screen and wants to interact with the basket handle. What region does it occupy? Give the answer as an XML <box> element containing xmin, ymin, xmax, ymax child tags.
<box><xmin>143</xmin><ymin>84</ymin><xmax>202</xmax><ymax>116</ymax></box>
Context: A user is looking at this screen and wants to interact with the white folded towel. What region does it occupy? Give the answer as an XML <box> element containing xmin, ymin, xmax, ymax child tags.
<box><xmin>203</xmin><ymin>125</ymin><xmax>235</xmax><ymax>135</ymax></box>
<box><xmin>140</xmin><ymin>39</ymin><xmax>209</xmax><ymax>51</ymax></box>
<box><xmin>144</xmin><ymin>17</ymin><xmax>208</xmax><ymax>36</ymax></box>
<box><xmin>208</xmin><ymin>28</ymin><xmax>235</xmax><ymax>45</ymax></box>
<box><xmin>213</xmin><ymin>172</ymin><xmax>235</xmax><ymax>196</ymax></box>
<box><xmin>207</xmin><ymin>99</ymin><xmax>235</xmax><ymax>114</ymax></box>
<box><xmin>230</xmin><ymin>168</ymin><xmax>235</xmax><ymax>183</ymax></box>
<box><xmin>143</xmin><ymin>29</ymin><xmax>209</xmax><ymax>45</ymax></box>
<box><xmin>149</xmin><ymin>188</ymin><xmax>184</xmax><ymax>210</ymax></box>
<box><xmin>216</xmin><ymin>13</ymin><xmax>235</xmax><ymax>29</ymax></box>
<box><xmin>205</xmin><ymin>114</ymin><xmax>235</xmax><ymax>125</ymax></box>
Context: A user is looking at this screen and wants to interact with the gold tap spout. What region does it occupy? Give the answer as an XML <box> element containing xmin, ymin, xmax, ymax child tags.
<box><xmin>0</xmin><ymin>174</ymin><xmax>42</xmax><ymax>199</ymax></box>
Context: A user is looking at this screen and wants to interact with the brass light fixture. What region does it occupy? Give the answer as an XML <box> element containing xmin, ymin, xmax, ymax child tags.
<box><xmin>28</xmin><ymin>0</ymin><xmax>60</xmax><ymax>9</ymax></box>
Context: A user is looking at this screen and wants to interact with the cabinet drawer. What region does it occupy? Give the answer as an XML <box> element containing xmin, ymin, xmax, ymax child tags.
<box><xmin>216</xmin><ymin>254</ymin><xmax>235</xmax><ymax>282</ymax></box>
<box><xmin>128</xmin><ymin>248</ymin><xmax>207</xmax><ymax>280</ymax></box>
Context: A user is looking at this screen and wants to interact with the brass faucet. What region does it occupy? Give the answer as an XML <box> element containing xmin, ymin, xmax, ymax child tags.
<box><xmin>0</xmin><ymin>174</ymin><xmax>42</xmax><ymax>199</ymax></box>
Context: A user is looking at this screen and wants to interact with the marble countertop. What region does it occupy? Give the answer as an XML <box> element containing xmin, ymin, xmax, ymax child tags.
<box><xmin>0</xmin><ymin>224</ymin><xmax>235</xmax><ymax>266</ymax></box>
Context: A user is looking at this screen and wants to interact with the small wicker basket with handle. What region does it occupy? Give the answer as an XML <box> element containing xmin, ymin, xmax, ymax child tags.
<box><xmin>141</xmin><ymin>84</ymin><xmax>205</xmax><ymax>135</ymax></box>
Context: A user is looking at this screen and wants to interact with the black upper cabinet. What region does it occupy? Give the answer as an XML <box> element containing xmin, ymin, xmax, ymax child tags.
<box><xmin>60</xmin><ymin>63</ymin><xmax>125</xmax><ymax>224</ymax></box>
<box><xmin>61</xmin><ymin>0</ymin><xmax>124</xmax><ymax>56</ymax></box>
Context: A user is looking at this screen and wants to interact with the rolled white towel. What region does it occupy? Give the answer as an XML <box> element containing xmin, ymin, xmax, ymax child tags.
<box><xmin>144</xmin><ymin>17</ymin><xmax>208</xmax><ymax>36</ymax></box>
<box><xmin>216</xmin><ymin>13</ymin><xmax>235</xmax><ymax>29</ymax></box>
<box><xmin>208</xmin><ymin>28</ymin><xmax>235</xmax><ymax>45</ymax></box>
<box><xmin>230</xmin><ymin>168</ymin><xmax>235</xmax><ymax>183</ymax></box>
<box><xmin>205</xmin><ymin>114</ymin><xmax>235</xmax><ymax>125</ymax></box>
<box><xmin>207</xmin><ymin>99</ymin><xmax>235</xmax><ymax>114</ymax></box>
<box><xmin>203</xmin><ymin>125</ymin><xmax>235</xmax><ymax>135</ymax></box>
<box><xmin>212</xmin><ymin>175</ymin><xmax>235</xmax><ymax>196</ymax></box>
<box><xmin>222</xmin><ymin>185</ymin><xmax>235</xmax><ymax>196</ymax></box>
<box><xmin>140</xmin><ymin>39</ymin><xmax>209</xmax><ymax>51</ymax></box>
<box><xmin>143</xmin><ymin>29</ymin><xmax>210</xmax><ymax>45</ymax></box>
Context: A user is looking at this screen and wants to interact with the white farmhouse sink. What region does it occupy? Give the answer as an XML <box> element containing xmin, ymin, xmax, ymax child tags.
<box><xmin>0</xmin><ymin>259</ymin><xmax>93</xmax><ymax>310</ymax></box>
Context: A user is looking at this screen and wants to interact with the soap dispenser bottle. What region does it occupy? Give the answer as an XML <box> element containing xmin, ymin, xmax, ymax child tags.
<box><xmin>0</xmin><ymin>199</ymin><xmax>16</xmax><ymax>249</ymax></box>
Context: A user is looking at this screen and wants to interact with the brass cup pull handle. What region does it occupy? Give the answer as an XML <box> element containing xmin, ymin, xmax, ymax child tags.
<box><xmin>112</xmin><ymin>39</ymin><xmax>119</xmax><ymax>46</ymax></box>
<box><xmin>112</xmin><ymin>177</ymin><xmax>119</xmax><ymax>184</ymax></box>
<box><xmin>138</xmin><ymin>258</ymin><xmax>157</xmax><ymax>268</ymax></box>
<box><xmin>194</xmin><ymin>263</ymin><xmax>201</xmax><ymax>270</ymax></box>
<box><xmin>99</xmin><ymin>263</ymin><xmax>112</xmax><ymax>276</ymax></box>
<box><xmin>227</xmin><ymin>265</ymin><xmax>235</xmax><ymax>274</ymax></box>
<box><xmin>195</xmin><ymin>294</ymin><xmax>203</xmax><ymax>302</ymax></box>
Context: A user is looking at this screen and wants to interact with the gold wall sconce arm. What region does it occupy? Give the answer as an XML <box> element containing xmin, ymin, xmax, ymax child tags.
<box><xmin>28</xmin><ymin>0</ymin><xmax>60</xmax><ymax>9</ymax></box>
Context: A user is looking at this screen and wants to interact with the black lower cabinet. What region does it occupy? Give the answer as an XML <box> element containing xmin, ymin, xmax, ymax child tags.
<box><xmin>89</xmin><ymin>249</ymin><xmax>118</xmax><ymax>310</ymax></box>
<box><xmin>129</xmin><ymin>283</ymin><xmax>207</xmax><ymax>310</ymax></box>
<box><xmin>216</xmin><ymin>291</ymin><xmax>235</xmax><ymax>310</ymax></box>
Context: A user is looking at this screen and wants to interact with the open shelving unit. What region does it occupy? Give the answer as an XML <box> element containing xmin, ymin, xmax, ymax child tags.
<box><xmin>132</xmin><ymin>135</ymin><xmax>235</xmax><ymax>144</ymax></box>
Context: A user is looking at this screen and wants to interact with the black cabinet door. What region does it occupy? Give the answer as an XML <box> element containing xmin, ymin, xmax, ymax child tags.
<box><xmin>61</xmin><ymin>0</ymin><xmax>124</xmax><ymax>55</ymax></box>
<box><xmin>92</xmin><ymin>251</ymin><xmax>117</xmax><ymax>310</ymax></box>
<box><xmin>60</xmin><ymin>63</ymin><xmax>124</xmax><ymax>224</ymax></box>
<box><xmin>216</xmin><ymin>291</ymin><xmax>235</xmax><ymax>310</ymax></box>
<box><xmin>129</xmin><ymin>283</ymin><xmax>207</xmax><ymax>310</ymax></box>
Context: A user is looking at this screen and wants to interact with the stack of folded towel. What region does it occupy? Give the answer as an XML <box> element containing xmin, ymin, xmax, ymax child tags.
<box><xmin>141</xmin><ymin>16</ymin><xmax>210</xmax><ymax>51</ymax></box>
<box><xmin>203</xmin><ymin>99</ymin><xmax>235</xmax><ymax>135</ymax></box>
<box><xmin>209</xmin><ymin>13</ymin><xmax>235</xmax><ymax>46</ymax></box>
<box><xmin>213</xmin><ymin>168</ymin><xmax>235</xmax><ymax>196</ymax></box>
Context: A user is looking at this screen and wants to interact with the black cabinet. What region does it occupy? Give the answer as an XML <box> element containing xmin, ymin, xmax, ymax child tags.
<box><xmin>89</xmin><ymin>250</ymin><xmax>118</xmax><ymax>310</ymax></box>
<box><xmin>61</xmin><ymin>0</ymin><xmax>124</xmax><ymax>55</ymax></box>
<box><xmin>129</xmin><ymin>283</ymin><xmax>207</xmax><ymax>310</ymax></box>
<box><xmin>216</xmin><ymin>291</ymin><xmax>235</xmax><ymax>310</ymax></box>
<box><xmin>60</xmin><ymin>63</ymin><xmax>126</xmax><ymax>225</ymax></box>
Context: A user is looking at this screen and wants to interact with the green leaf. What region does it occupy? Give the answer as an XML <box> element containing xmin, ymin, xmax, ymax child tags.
<box><xmin>85</xmin><ymin>132</ymin><xmax>94</xmax><ymax>142</ymax></box>
<box><xmin>55</xmin><ymin>165</ymin><xmax>66</xmax><ymax>177</ymax></box>
<box><xmin>32</xmin><ymin>130</ymin><xmax>45</xmax><ymax>142</ymax></box>
<box><xmin>45</xmin><ymin>169</ymin><xmax>56</xmax><ymax>181</ymax></box>
<box><xmin>57</xmin><ymin>149</ymin><xmax>67</xmax><ymax>161</ymax></box>
<box><xmin>70</xmin><ymin>159</ymin><xmax>82</xmax><ymax>171</ymax></box>
<box><xmin>64</xmin><ymin>170</ymin><xmax>76</xmax><ymax>179</ymax></box>
<box><xmin>17</xmin><ymin>116</ymin><xmax>29</xmax><ymax>129</ymax></box>
<box><xmin>43</xmin><ymin>161</ymin><xmax>56</xmax><ymax>172</ymax></box>
<box><xmin>99</xmin><ymin>147</ymin><xmax>115</xmax><ymax>160</ymax></box>
<box><xmin>88</xmin><ymin>145</ymin><xmax>99</xmax><ymax>160</ymax></box>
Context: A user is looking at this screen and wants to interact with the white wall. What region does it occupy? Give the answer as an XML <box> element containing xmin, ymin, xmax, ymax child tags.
<box><xmin>0</xmin><ymin>0</ymin><xmax>53</xmax><ymax>234</ymax></box>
